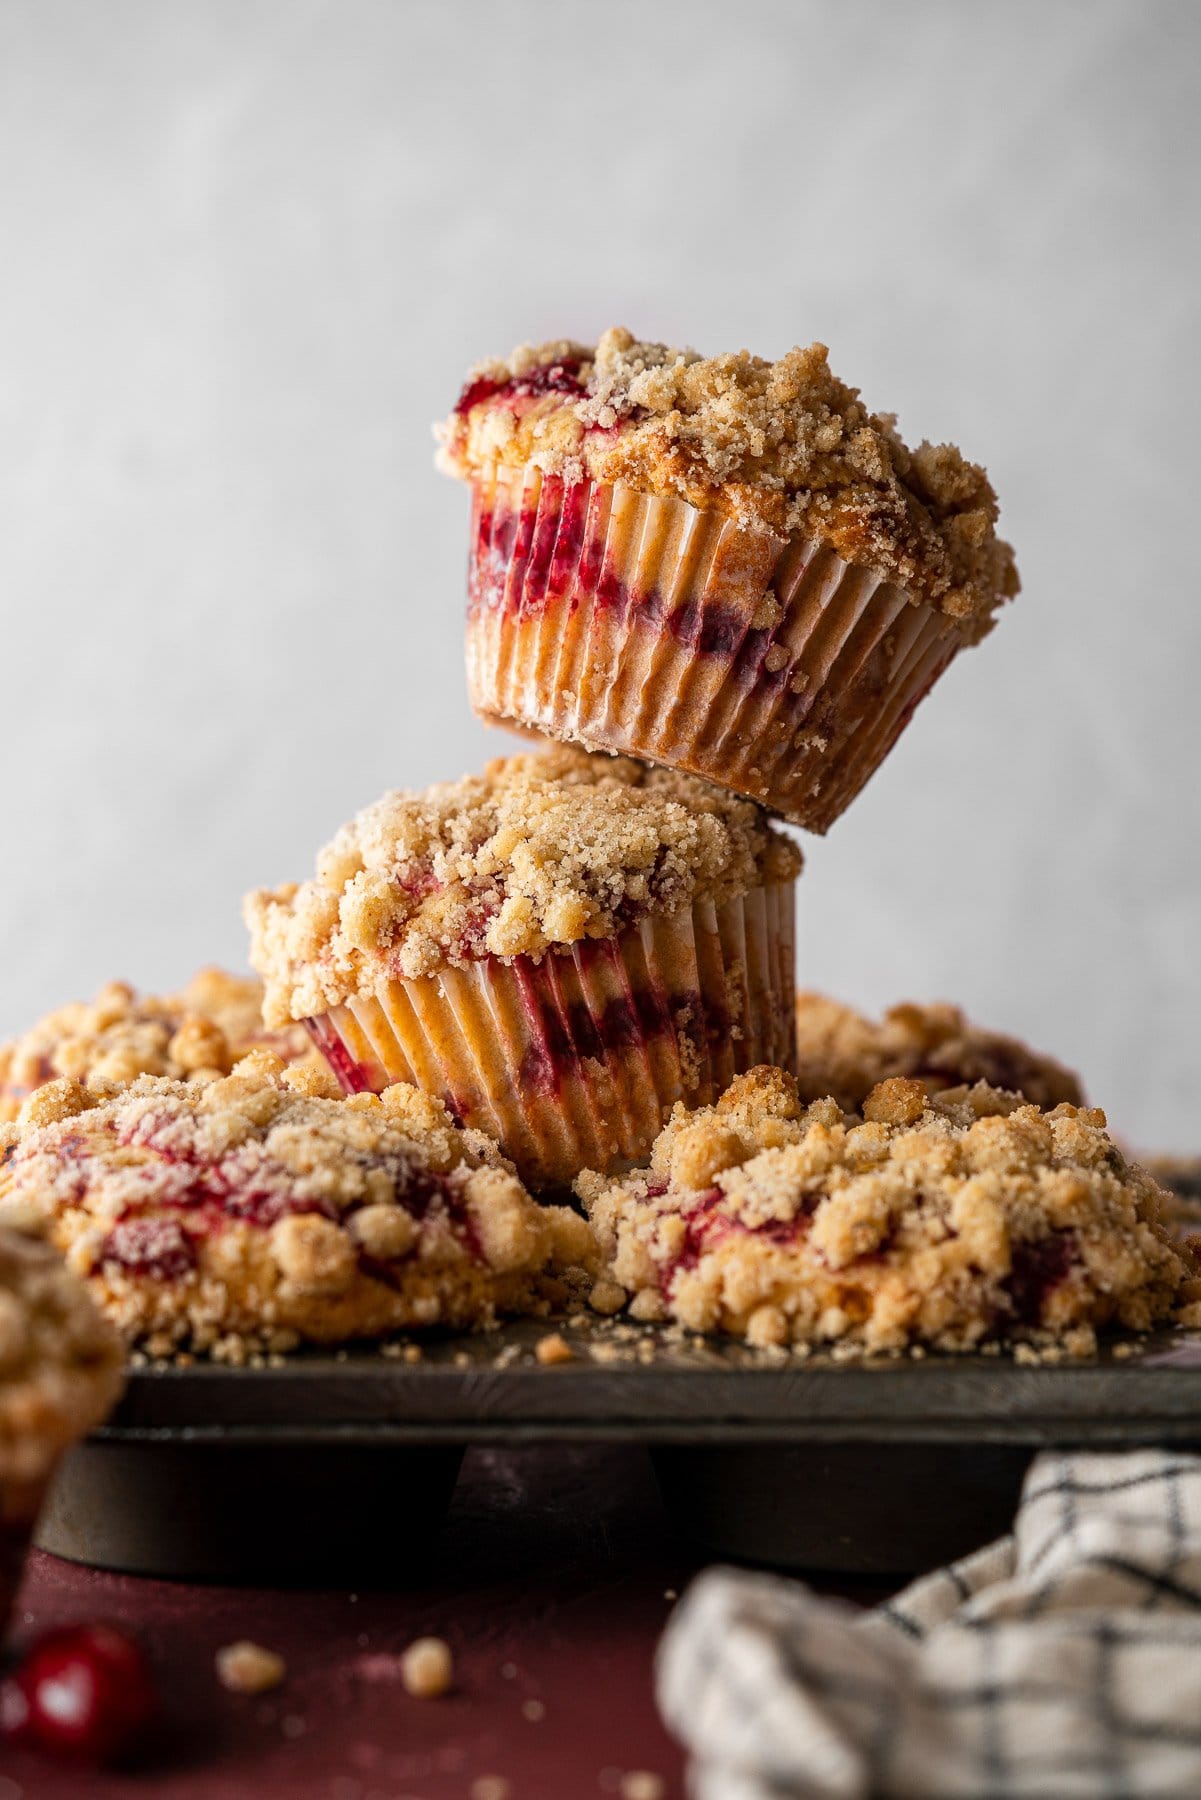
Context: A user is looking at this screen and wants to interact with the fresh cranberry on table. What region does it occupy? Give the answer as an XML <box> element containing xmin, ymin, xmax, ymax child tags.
<box><xmin>0</xmin><ymin>1623</ymin><xmax>157</xmax><ymax>1762</ymax></box>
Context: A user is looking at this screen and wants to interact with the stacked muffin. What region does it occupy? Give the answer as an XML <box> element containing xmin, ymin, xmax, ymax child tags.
<box><xmin>2</xmin><ymin>327</ymin><xmax>1197</xmax><ymax>1362</ymax></box>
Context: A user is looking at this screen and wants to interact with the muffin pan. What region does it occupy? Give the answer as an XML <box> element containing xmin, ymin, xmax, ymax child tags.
<box><xmin>37</xmin><ymin>1320</ymin><xmax>1201</xmax><ymax>1581</ymax></box>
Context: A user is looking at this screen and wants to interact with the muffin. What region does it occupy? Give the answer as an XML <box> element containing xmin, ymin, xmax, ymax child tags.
<box><xmin>577</xmin><ymin>1067</ymin><xmax>1199</xmax><ymax>1354</ymax></box>
<box><xmin>794</xmin><ymin>992</ymin><xmax>1083</xmax><ymax>1111</ymax></box>
<box><xmin>0</xmin><ymin>1055</ymin><xmax>595</xmax><ymax>1358</ymax></box>
<box><xmin>0</xmin><ymin>1212</ymin><xmax>124</xmax><ymax>1632</ymax></box>
<box><xmin>245</xmin><ymin>746</ymin><xmax>800</xmax><ymax>1189</ymax></box>
<box><xmin>438</xmin><ymin>329</ymin><xmax>1018</xmax><ymax>831</ymax></box>
<box><xmin>0</xmin><ymin>968</ymin><xmax>322</xmax><ymax>1123</ymax></box>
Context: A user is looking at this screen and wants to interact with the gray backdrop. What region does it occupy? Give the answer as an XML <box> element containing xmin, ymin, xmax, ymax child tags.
<box><xmin>2</xmin><ymin>0</ymin><xmax>1198</xmax><ymax>1147</ymax></box>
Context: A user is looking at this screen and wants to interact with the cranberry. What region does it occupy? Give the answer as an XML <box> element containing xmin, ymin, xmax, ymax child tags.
<box><xmin>454</xmin><ymin>356</ymin><xmax>584</xmax><ymax>416</ymax></box>
<box><xmin>99</xmin><ymin>1216</ymin><xmax>196</xmax><ymax>1281</ymax></box>
<box><xmin>0</xmin><ymin>1624</ymin><xmax>157</xmax><ymax>1763</ymax></box>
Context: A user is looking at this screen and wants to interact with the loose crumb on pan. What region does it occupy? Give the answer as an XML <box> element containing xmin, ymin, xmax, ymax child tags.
<box><xmin>400</xmin><ymin>1637</ymin><xmax>455</xmax><ymax>1698</ymax></box>
<box><xmin>438</xmin><ymin>327</ymin><xmax>1019</xmax><ymax>622</ymax></box>
<box><xmin>577</xmin><ymin>1066</ymin><xmax>1201</xmax><ymax>1355</ymax></box>
<box><xmin>534</xmin><ymin>1330</ymin><xmax>575</xmax><ymax>1365</ymax></box>
<box><xmin>245</xmin><ymin>743</ymin><xmax>800</xmax><ymax>1024</ymax></box>
<box><xmin>215</xmin><ymin>1641</ymin><xmax>286</xmax><ymax>1695</ymax></box>
<box><xmin>794</xmin><ymin>991</ymin><xmax>1083</xmax><ymax>1112</ymax></box>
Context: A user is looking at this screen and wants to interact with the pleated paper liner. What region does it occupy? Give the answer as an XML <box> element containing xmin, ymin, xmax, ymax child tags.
<box><xmin>466</xmin><ymin>463</ymin><xmax>968</xmax><ymax>833</ymax></box>
<box><xmin>305</xmin><ymin>885</ymin><xmax>797</xmax><ymax>1191</ymax></box>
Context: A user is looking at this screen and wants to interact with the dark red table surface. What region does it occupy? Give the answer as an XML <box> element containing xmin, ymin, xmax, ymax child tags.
<box><xmin>4</xmin><ymin>1445</ymin><xmax>880</xmax><ymax>1800</ymax></box>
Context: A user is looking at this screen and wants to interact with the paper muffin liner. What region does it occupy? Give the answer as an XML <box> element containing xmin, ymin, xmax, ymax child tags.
<box><xmin>465</xmin><ymin>464</ymin><xmax>968</xmax><ymax>833</ymax></box>
<box><xmin>0</xmin><ymin>1469</ymin><xmax>52</xmax><ymax>1637</ymax></box>
<box><xmin>305</xmin><ymin>885</ymin><xmax>796</xmax><ymax>1191</ymax></box>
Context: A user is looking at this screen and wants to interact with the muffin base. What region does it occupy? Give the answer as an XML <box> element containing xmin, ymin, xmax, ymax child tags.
<box><xmin>306</xmin><ymin>887</ymin><xmax>797</xmax><ymax>1189</ymax></box>
<box><xmin>466</xmin><ymin>465</ymin><xmax>966</xmax><ymax>832</ymax></box>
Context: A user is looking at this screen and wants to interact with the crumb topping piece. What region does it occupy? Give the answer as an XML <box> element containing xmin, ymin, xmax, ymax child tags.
<box><xmin>0</xmin><ymin>969</ymin><xmax>320</xmax><ymax>1122</ymax></box>
<box><xmin>577</xmin><ymin>1067</ymin><xmax>1198</xmax><ymax>1354</ymax></box>
<box><xmin>400</xmin><ymin>1637</ymin><xmax>454</xmax><ymax>1698</ymax></box>
<box><xmin>0</xmin><ymin>1055</ymin><xmax>596</xmax><ymax>1355</ymax></box>
<box><xmin>438</xmin><ymin>328</ymin><xmax>1019</xmax><ymax>622</ymax></box>
<box><xmin>244</xmin><ymin>744</ymin><xmax>801</xmax><ymax>1026</ymax></box>
<box><xmin>794</xmin><ymin>992</ymin><xmax>1083</xmax><ymax>1113</ymax></box>
<box><xmin>215</xmin><ymin>1641</ymin><xmax>286</xmax><ymax>1695</ymax></box>
<box><xmin>0</xmin><ymin>1213</ymin><xmax>125</xmax><ymax>1485</ymax></box>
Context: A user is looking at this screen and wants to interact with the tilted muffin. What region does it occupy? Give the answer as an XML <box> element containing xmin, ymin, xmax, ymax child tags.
<box><xmin>0</xmin><ymin>1213</ymin><xmax>124</xmax><ymax>1631</ymax></box>
<box><xmin>245</xmin><ymin>745</ymin><xmax>801</xmax><ymax>1188</ymax></box>
<box><xmin>438</xmin><ymin>329</ymin><xmax>1018</xmax><ymax>831</ymax></box>
<box><xmin>0</xmin><ymin>1055</ymin><xmax>596</xmax><ymax>1358</ymax></box>
<box><xmin>794</xmin><ymin>992</ymin><xmax>1083</xmax><ymax>1112</ymax></box>
<box><xmin>577</xmin><ymin>1067</ymin><xmax>1199</xmax><ymax>1354</ymax></box>
<box><xmin>0</xmin><ymin>968</ymin><xmax>322</xmax><ymax>1123</ymax></box>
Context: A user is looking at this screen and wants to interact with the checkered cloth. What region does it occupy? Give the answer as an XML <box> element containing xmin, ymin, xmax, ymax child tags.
<box><xmin>657</xmin><ymin>1450</ymin><xmax>1201</xmax><ymax>1798</ymax></box>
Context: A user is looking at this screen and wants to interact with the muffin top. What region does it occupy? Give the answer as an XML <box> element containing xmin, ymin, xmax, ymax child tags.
<box><xmin>0</xmin><ymin>968</ymin><xmax>318</xmax><ymax>1122</ymax></box>
<box><xmin>0</xmin><ymin>1056</ymin><xmax>595</xmax><ymax>1355</ymax></box>
<box><xmin>245</xmin><ymin>745</ymin><xmax>802</xmax><ymax>1026</ymax></box>
<box><xmin>794</xmin><ymin>992</ymin><xmax>1083</xmax><ymax>1113</ymax></box>
<box><xmin>438</xmin><ymin>327</ymin><xmax>1019</xmax><ymax>623</ymax></box>
<box><xmin>0</xmin><ymin>1212</ymin><xmax>125</xmax><ymax>1484</ymax></box>
<box><xmin>578</xmin><ymin>1066</ymin><xmax>1198</xmax><ymax>1354</ymax></box>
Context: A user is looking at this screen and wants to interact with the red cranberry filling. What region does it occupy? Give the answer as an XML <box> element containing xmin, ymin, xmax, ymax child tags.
<box><xmin>1004</xmin><ymin>1230</ymin><xmax>1077</xmax><ymax>1325</ymax></box>
<box><xmin>99</xmin><ymin>1216</ymin><xmax>196</xmax><ymax>1280</ymax></box>
<box><xmin>455</xmin><ymin>356</ymin><xmax>585</xmax><ymax>417</ymax></box>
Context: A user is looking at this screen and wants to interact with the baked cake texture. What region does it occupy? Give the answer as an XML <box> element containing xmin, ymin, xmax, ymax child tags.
<box><xmin>0</xmin><ymin>1213</ymin><xmax>124</xmax><ymax>1488</ymax></box>
<box><xmin>578</xmin><ymin>1067</ymin><xmax>1199</xmax><ymax>1354</ymax></box>
<box><xmin>439</xmin><ymin>329</ymin><xmax>1018</xmax><ymax>623</ymax></box>
<box><xmin>794</xmin><ymin>993</ymin><xmax>1083</xmax><ymax>1112</ymax></box>
<box><xmin>245</xmin><ymin>744</ymin><xmax>799</xmax><ymax>1026</ymax></box>
<box><xmin>0</xmin><ymin>969</ymin><xmax>320</xmax><ymax>1123</ymax></box>
<box><xmin>0</xmin><ymin>1054</ymin><xmax>596</xmax><ymax>1358</ymax></box>
<box><xmin>243</xmin><ymin>747</ymin><xmax>800</xmax><ymax>1189</ymax></box>
<box><xmin>440</xmin><ymin>332</ymin><xmax>1017</xmax><ymax>831</ymax></box>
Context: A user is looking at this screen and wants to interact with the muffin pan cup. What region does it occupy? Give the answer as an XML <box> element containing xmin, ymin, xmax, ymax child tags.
<box><xmin>466</xmin><ymin>464</ymin><xmax>967</xmax><ymax>832</ymax></box>
<box><xmin>36</xmin><ymin>1324</ymin><xmax>1201</xmax><ymax>1583</ymax></box>
<box><xmin>304</xmin><ymin>886</ymin><xmax>797</xmax><ymax>1190</ymax></box>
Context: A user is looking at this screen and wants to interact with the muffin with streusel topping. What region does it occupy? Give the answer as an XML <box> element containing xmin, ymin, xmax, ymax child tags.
<box><xmin>0</xmin><ymin>1211</ymin><xmax>124</xmax><ymax>1630</ymax></box>
<box><xmin>794</xmin><ymin>992</ymin><xmax>1083</xmax><ymax>1112</ymax></box>
<box><xmin>0</xmin><ymin>967</ymin><xmax>322</xmax><ymax>1123</ymax></box>
<box><xmin>577</xmin><ymin>1067</ymin><xmax>1199</xmax><ymax>1354</ymax></box>
<box><xmin>438</xmin><ymin>329</ymin><xmax>1018</xmax><ymax>831</ymax></box>
<box><xmin>245</xmin><ymin>745</ymin><xmax>800</xmax><ymax>1188</ymax></box>
<box><xmin>0</xmin><ymin>1055</ymin><xmax>596</xmax><ymax>1358</ymax></box>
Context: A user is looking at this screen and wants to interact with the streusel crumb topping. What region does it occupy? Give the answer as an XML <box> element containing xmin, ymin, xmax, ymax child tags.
<box><xmin>794</xmin><ymin>993</ymin><xmax>1083</xmax><ymax>1113</ymax></box>
<box><xmin>577</xmin><ymin>1067</ymin><xmax>1198</xmax><ymax>1354</ymax></box>
<box><xmin>438</xmin><ymin>328</ymin><xmax>1019</xmax><ymax>622</ymax></box>
<box><xmin>0</xmin><ymin>968</ymin><xmax>318</xmax><ymax>1122</ymax></box>
<box><xmin>0</xmin><ymin>1214</ymin><xmax>125</xmax><ymax>1484</ymax></box>
<box><xmin>0</xmin><ymin>1055</ymin><xmax>596</xmax><ymax>1354</ymax></box>
<box><xmin>244</xmin><ymin>745</ymin><xmax>801</xmax><ymax>1026</ymax></box>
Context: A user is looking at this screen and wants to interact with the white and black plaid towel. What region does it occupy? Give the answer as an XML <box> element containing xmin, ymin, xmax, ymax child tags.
<box><xmin>657</xmin><ymin>1450</ymin><xmax>1201</xmax><ymax>1799</ymax></box>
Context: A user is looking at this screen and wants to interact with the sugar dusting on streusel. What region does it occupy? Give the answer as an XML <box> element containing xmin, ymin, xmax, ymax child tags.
<box><xmin>794</xmin><ymin>992</ymin><xmax>1083</xmax><ymax>1113</ymax></box>
<box><xmin>0</xmin><ymin>1055</ymin><xmax>596</xmax><ymax>1356</ymax></box>
<box><xmin>438</xmin><ymin>328</ymin><xmax>1018</xmax><ymax>623</ymax></box>
<box><xmin>577</xmin><ymin>1067</ymin><xmax>1200</xmax><ymax>1355</ymax></box>
<box><xmin>0</xmin><ymin>968</ymin><xmax>320</xmax><ymax>1122</ymax></box>
<box><xmin>244</xmin><ymin>744</ymin><xmax>801</xmax><ymax>1027</ymax></box>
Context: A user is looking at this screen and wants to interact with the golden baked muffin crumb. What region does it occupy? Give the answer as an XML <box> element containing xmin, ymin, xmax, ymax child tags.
<box><xmin>0</xmin><ymin>968</ymin><xmax>324</xmax><ymax>1122</ymax></box>
<box><xmin>794</xmin><ymin>992</ymin><xmax>1083</xmax><ymax>1112</ymax></box>
<box><xmin>0</xmin><ymin>1055</ymin><xmax>596</xmax><ymax>1355</ymax></box>
<box><xmin>577</xmin><ymin>1067</ymin><xmax>1197</xmax><ymax>1354</ymax></box>
<box><xmin>245</xmin><ymin>744</ymin><xmax>800</xmax><ymax>1026</ymax></box>
<box><xmin>439</xmin><ymin>328</ymin><xmax>1018</xmax><ymax>624</ymax></box>
<box><xmin>0</xmin><ymin>1212</ymin><xmax>125</xmax><ymax>1488</ymax></box>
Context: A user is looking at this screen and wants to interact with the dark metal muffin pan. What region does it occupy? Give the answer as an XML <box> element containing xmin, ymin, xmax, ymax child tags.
<box><xmin>36</xmin><ymin>1321</ymin><xmax>1201</xmax><ymax>1580</ymax></box>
